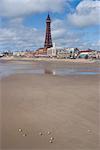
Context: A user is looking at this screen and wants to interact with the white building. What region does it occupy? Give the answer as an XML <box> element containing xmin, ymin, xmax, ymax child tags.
<box><xmin>57</xmin><ymin>49</ymin><xmax>67</xmax><ymax>59</ymax></box>
<box><xmin>13</xmin><ymin>51</ymin><xmax>26</xmax><ymax>57</ymax></box>
<box><xmin>47</xmin><ymin>43</ymin><xmax>67</xmax><ymax>58</ymax></box>
<box><xmin>65</xmin><ymin>48</ymin><xmax>79</xmax><ymax>58</ymax></box>
<box><xmin>0</xmin><ymin>52</ymin><xmax>4</xmax><ymax>57</ymax></box>
<box><xmin>47</xmin><ymin>43</ymin><xmax>57</xmax><ymax>57</ymax></box>
<box><xmin>47</xmin><ymin>45</ymin><xmax>80</xmax><ymax>59</ymax></box>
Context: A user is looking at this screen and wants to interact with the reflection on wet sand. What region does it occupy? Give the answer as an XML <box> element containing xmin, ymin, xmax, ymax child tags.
<box><xmin>44</xmin><ymin>69</ymin><xmax>53</xmax><ymax>75</ymax></box>
<box><xmin>0</xmin><ymin>62</ymin><xmax>100</xmax><ymax>78</ymax></box>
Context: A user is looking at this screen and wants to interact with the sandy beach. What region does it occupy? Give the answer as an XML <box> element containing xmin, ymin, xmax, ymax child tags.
<box><xmin>0</xmin><ymin>61</ymin><xmax>100</xmax><ymax>150</ymax></box>
<box><xmin>0</xmin><ymin>56</ymin><xmax>99</xmax><ymax>64</ymax></box>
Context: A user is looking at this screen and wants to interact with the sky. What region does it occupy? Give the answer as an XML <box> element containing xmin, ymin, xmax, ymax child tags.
<box><xmin>0</xmin><ymin>0</ymin><xmax>100</xmax><ymax>51</ymax></box>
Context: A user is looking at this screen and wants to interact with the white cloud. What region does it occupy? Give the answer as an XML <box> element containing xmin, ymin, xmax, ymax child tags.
<box><xmin>0</xmin><ymin>18</ymin><xmax>44</xmax><ymax>50</ymax></box>
<box><xmin>0</xmin><ymin>0</ymin><xmax>67</xmax><ymax>17</ymax></box>
<box><xmin>52</xmin><ymin>19</ymin><xmax>66</xmax><ymax>39</ymax></box>
<box><xmin>91</xmin><ymin>40</ymin><xmax>100</xmax><ymax>48</ymax></box>
<box><xmin>0</xmin><ymin>17</ymin><xmax>99</xmax><ymax>51</ymax></box>
<box><xmin>51</xmin><ymin>19</ymin><xmax>84</xmax><ymax>48</ymax></box>
<box><xmin>68</xmin><ymin>0</ymin><xmax>100</xmax><ymax>27</ymax></box>
<box><xmin>0</xmin><ymin>0</ymin><xmax>100</xmax><ymax>51</ymax></box>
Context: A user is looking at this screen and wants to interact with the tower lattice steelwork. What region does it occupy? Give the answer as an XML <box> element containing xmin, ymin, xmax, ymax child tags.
<box><xmin>44</xmin><ymin>14</ymin><xmax>53</xmax><ymax>49</ymax></box>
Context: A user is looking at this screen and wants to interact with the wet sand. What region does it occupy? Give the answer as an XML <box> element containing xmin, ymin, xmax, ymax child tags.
<box><xmin>0</xmin><ymin>62</ymin><xmax>100</xmax><ymax>150</ymax></box>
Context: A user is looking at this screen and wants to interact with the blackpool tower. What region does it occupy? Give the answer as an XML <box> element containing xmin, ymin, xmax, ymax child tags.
<box><xmin>44</xmin><ymin>14</ymin><xmax>53</xmax><ymax>49</ymax></box>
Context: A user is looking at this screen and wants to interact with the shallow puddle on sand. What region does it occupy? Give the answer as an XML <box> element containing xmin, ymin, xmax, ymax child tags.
<box><xmin>0</xmin><ymin>62</ymin><xmax>100</xmax><ymax>78</ymax></box>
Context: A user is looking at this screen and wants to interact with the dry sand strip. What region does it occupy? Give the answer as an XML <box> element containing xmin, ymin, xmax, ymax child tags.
<box><xmin>0</xmin><ymin>73</ymin><xmax>100</xmax><ymax>150</ymax></box>
<box><xmin>0</xmin><ymin>57</ymin><xmax>98</xmax><ymax>63</ymax></box>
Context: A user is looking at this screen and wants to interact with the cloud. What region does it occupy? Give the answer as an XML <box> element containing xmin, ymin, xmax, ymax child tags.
<box><xmin>51</xmin><ymin>18</ymin><xmax>100</xmax><ymax>50</ymax></box>
<box><xmin>52</xmin><ymin>19</ymin><xmax>66</xmax><ymax>39</ymax></box>
<box><xmin>0</xmin><ymin>17</ymin><xmax>99</xmax><ymax>51</ymax></box>
<box><xmin>51</xmin><ymin>19</ymin><xmax>83</xmax><ymax>48</ymax></box>
<box><xmin>68</xmin><ymin>0</ymin><xmax>100</xmax><ymax>27</ymax></box>
<box><xmin>0</xmin><ymin>0</ymin><xmax>99</xmax><ymax>51</ymax></box>
<box><xmin>0</xmin><ymin>0</ymin><xmax>67</xmax><ymax>17</ymax></box>
<box><xmin>0</xmin><ymin>18</ymin><xmax>44</xmax><ymax>50</ymax></box>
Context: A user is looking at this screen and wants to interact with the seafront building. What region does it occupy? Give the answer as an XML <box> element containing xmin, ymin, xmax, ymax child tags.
<box><xmin>77</xmin><ymin>50</ymin><xmax>100</xmax><ymax>59</ymax></box>
<box><xmin>47</xmin><ymin>46</ymin><xmax>80</xmax><ymax>59</ymax></box>
<box><xmin>64</xmin><ymin>48</ymin><xmax>79</xmax><ymax>59</ymax></box>
<box><xmin>47</xmin><ymin>43</ymin><xmax>60</xmax><ymax>58</ymax></box>
<box><xmin>1</xmin><ymin>48</ymin><xmax>99</xmax><ymax>59</ymax></box>
<box><xmin>0</xmin><ymin>52</ymin><xmax>4</xmax><ymax>57</ymax></box>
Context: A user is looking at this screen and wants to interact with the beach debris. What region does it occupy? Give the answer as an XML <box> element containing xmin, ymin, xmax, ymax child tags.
<box><xmin>18</xmin><ymin>128</ymin><xmax>22</xmax><ymax>132</ymax></box>
<box><xmin>22</xmin><ymin>133</ymin><xmax>27</xmax><ymax>137</ymax></box>
<box><xmin>39</xmin><ymin>132</ymin><xmax>43</xmax><ymax>136</ymax></box>
<box><xmin>47</xmin><ymin>131</ymin><xmax>51</xmax><ymax>135</ymax></box>
<box><xmin>50</xmin><ymin>137</ymin><xmax>54</xmax><ymax>140</ymax></box>
<box><xmin>49</xmin><ymin>140</ymin><xmax>53</xmax><ymax>143</ymax></box>
<box><xmin>88</xmin><ymin>129</ymin><xmax>91</xmax><ymax>133</ymax></box>
<box><xmin>49</xmin><ymin>137</ymin><xmax>54</xmax><ymax>143</ymax></box>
